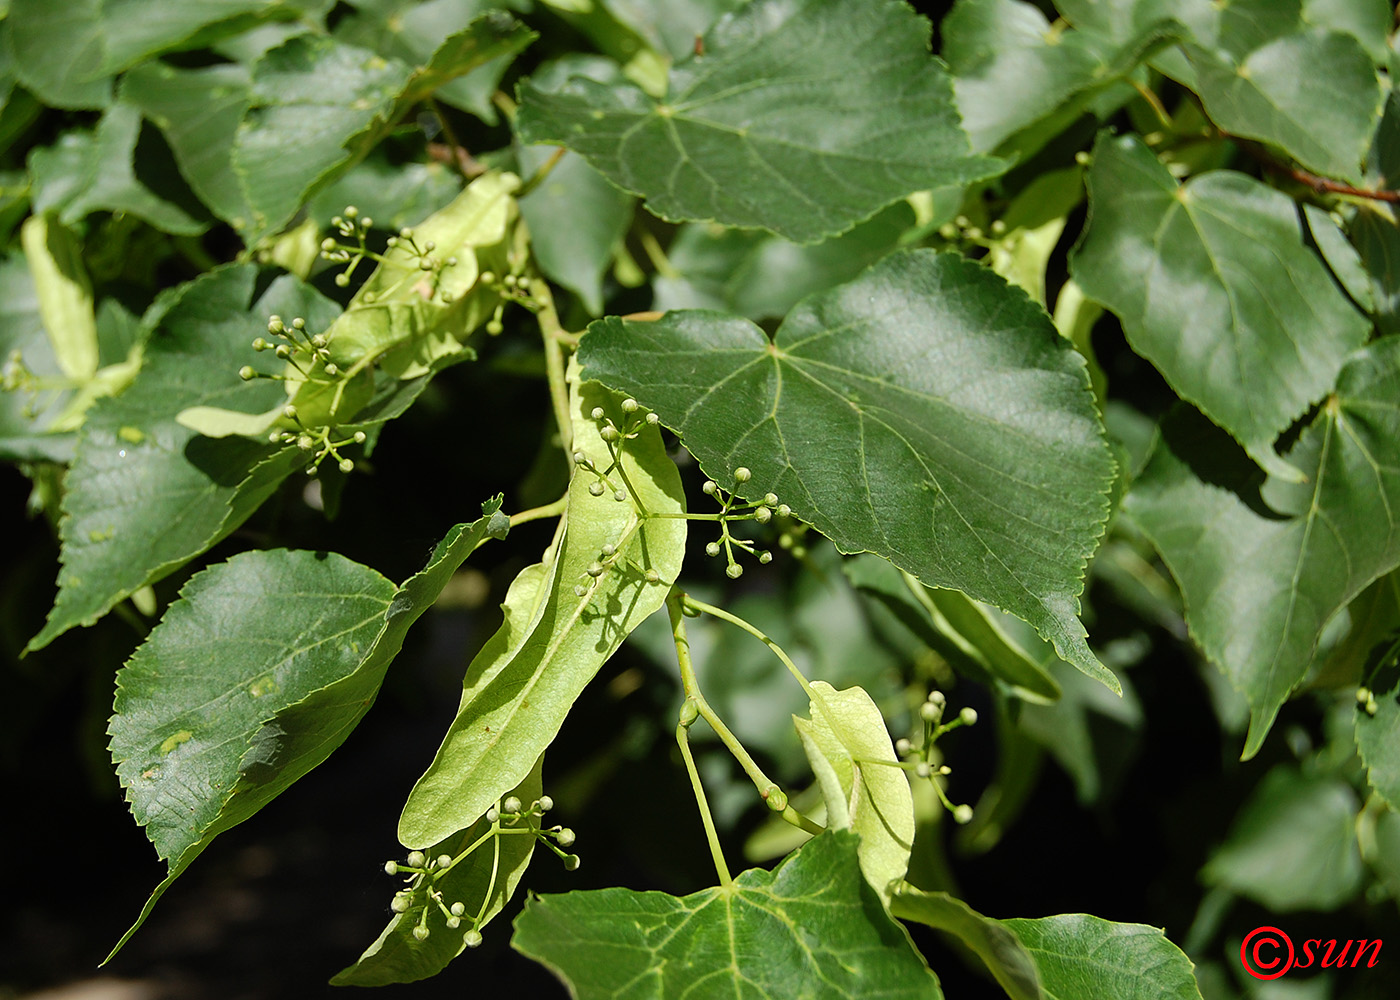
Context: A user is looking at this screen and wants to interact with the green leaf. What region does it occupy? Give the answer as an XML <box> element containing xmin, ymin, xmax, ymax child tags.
<box><xmin>1202</xmin><ymin>766</ymin><xmax>1362</xmax><ymax>911</ymax></box>
<box><xmin>943</xmin><ymin>0</ymin><xmax>1179</xmax><ymax>156</ymax></box>
<box><xmin>512</xmin><ymin>831</ymin><xmax>943</xmax><ymax>999</ymax></box>
<box><xmin>5</xmin><ymin>0</ymin><xmax>329</xmax><ymax>110</ymax></box>
<box><xmin>397</xmin><ymin>359</ymin><xmax>686</xmax><ymax>848</ymax></box>
<box><xmin>1000</xmin><ymin>914</ymin><xmax>1204</xmax><ymax>1000</ymax></box>
<box><xmin>306</xmin><ymin>155</ymin><xmax>464</xmax><ymax>235</ymax></box>
<box><xmin>20</xmin><ymin>214</ymin><xmax>97</xmax><ymax>381</ymax></box>
<box><xmin>1072</xmin><ymin>134</ymin><xmax>1369</xmax><ymax>481</ymax></box>
<box><xmin>580</xmin><ymin>248</ymin><xmax>1118</xmax><ymax>690</ymax></box>
<box><xmin>1350</xmin><ymin>204</ymin><xmax>1400</xmax><ymax>337</ymax></box>
<box><xmin>28</xmin><ymin>103</ymin><xmax>206</xmax><ymax>235</ymax></box>
<box><xmin>887</xmin><ymin>889</ymin><xmax>1042</xmax><ymax>1000</ymax></box>
<box><xmin>1187</xmin><ymin>27</ymin><xmax>1382</xmax><ymax>182</ymax></box>
<box><xmin>517</xmin><ymin>0</ymin><xmax>1000</xmax><ymax>243</ymax></box>
<box><xmin>0</xmin><ymin>254</ymin><xmax>76</xmax><ymax>463</ymax></box>
<box><xmin>598</xmin><ymin>0</ymin><xmax>742</xmax><ymax>61</ymax></box>
<box><xmin>333</xmin><ymin>754</ymin><xmax>542</xmax><ymax>986</ymax></box>
<box><xmin>26</xmin><ymin>267</ymin><xmax>333</xmax><ymax>651</ymax></box>
<box><xmin>105</xmin><ymin>498</ymin><xmax>508</xmax><ymax>961</ymax></box>
<box><xmin>1303</xmin><ymin>203</ymin><xmax>1375</xmax><ymax>313</ymax></box>
<box><xmin>1124</xmin><ymin>338</ymin><xmax>1400</xmax><ymax>757</ymax></box>
<box><xmin>793</xmin><ymin>681</ymin><xmax>914</xmax><ymax>905</ymax></box>
<box><xmin>844</xmin><ymin>552</ymin><xmax>1061</xmax><ymax>703</ymax></box>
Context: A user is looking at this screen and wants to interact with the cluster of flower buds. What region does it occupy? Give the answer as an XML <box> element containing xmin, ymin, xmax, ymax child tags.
<box><xmin>1358</xmin><ymin>686</ymin><xmax>1380</xmax><ymax>717</ymax></box>
<box><xmin>0</xmin><ymin>348</ymin><xmax>44</xmax><ymax>417</ymax></box>
<box><xmin>936</xmin><ymin>214</ymin><xmax>1008</xmax><ymax>246</ymax></box>
<box><xmin>574</xmin><ymin>398</ymin><xmax>660</xmax><ymax>504</ymax></box>
<box><xmin>477</xmin><ymin>269</ymin><xmax>540</xmax><ymax>334</ymax></box>
<box><xmin>380</xmin><ymin>793</ymin><xmax>577</xmax><ymax>949</ymax></box>
<box><xmin>698</xmin><ymin>468</ymin><xmax>786</xmax><ymax>579</ymax></box>
<box><xmin>894</xmin><ymin>689</ymin><xmax>978</xmax><ymax>824</ymax></box>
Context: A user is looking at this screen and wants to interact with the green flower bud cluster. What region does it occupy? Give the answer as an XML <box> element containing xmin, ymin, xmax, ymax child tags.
<box><xmin>935</xmin><ymin>213</ymin><xmax>1006</xmax><ymax>246</ymax></box>
<box><xmin>696</xmin><ymin>469</ymin><xmax>788</xmax><ymax>580</ymax></box>
<box><xmin>477</xmin><ymin>269</ymin><xmax>542</xmax><ymax>334</ymax></box>
<box><xmin>896</xmin><ymin>689</ymin><xmax>977</xmax><ymax>825</ymax></box>
<box><xmin>1358</xmin><ymin>686</ymin><xmax>1380</xmax><ymax>717</ymax></box>
<box><xmin>0</xmin><ymin>348</ymin><xmax>52</xmax><ymax>419</ymax></box>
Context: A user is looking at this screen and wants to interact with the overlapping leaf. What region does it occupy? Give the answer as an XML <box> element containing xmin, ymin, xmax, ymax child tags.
<box><xmin>580</xmin><ymin>249</ymin><xmax>1117</xmax><ymax>689</ymax></box>
<box><xmin>27</xmin><ymin>267</ymin><xmax>332</xmax><ymax>651</ymax></box>
<box><xmin>1001</xmin><ymin>914</ymin><xmax>1204</xmax><ymax>1000</ymax></box>
<box><xmin>1124</xmin><ymin>338</ymin><xmax>1400</xmax><ymax>757</ymax></box>
<box><xmin>512</xmin><ymin>831</ymin><xmax>943</xmax><ymax>999</ymax></box>
<box><xmin>398</xmin><ymin>360</ymin><xmax>686</xmax><ymax>848</ymax></box>
<box><xmin>106</xmin><ymin>498</ymin><xmax>509</xmax><ymax>960</ymax></box>
<box><xmin>1073</xmin><ymin>134</ymin><xmax>1369</xmax><ymax>480</ymax></box>
<box><xmin>887</xmin><ymin>890</ymin><xmax>1041</xmax><ymax>1000</ymax></box>
<box><xmin>517</xmin><ymin>0</ymin><xmax>1000</xmax><ymax>243</ymax></box>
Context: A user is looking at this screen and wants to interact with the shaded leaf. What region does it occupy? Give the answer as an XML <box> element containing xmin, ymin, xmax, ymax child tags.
<box><xmin>598</xmin><ymin>0</ymin><xmax>743</xmax><ymax>61</ymax></box>
<box><xmin>0</xmin><ymin>254</ymin><xmax>76</xmax><ymax>462</ymax></box>
<box><xmin>1303</xmin><ymin>203</ymin><xmax>1374</xmax><ymax>313</ymax></box>
<box><xmin>20</xmin><ymin>214</ymin><xmax>97</xmax><ymax>381</ymax></box>
<box><xmin>1001</xmin><ymin>914</ymin><xmax>1204</xmax><ymax>1000</ymax></box>
<box><xmin>580</xmin><ymin>248</ymin><xmax>1117</xmax><ymax>689</ymax></box>
<box><xmin>1202</xmin><ymin>766</ymin><xmax>1362</xmax><ymax>911</ymax></box>
<box><xmin>512</xmin><ymin>831</ymin><xmax>943</xmax><ymax>999</ymax></box>
<box><xmin>398</xmin><ymin>359</ymin><xmax>686</xmax><ymax>848</ymax></box>
<box><xmin>888</xmin><ymin>888</ymin><xmax>1042</xmax><ymax>1000</ymax></box>
<box><xmin>794</xmin><ymin>681</ymin><xmax>914</xmax><ymax>905</ymax></box>
<box><xmin>1073</xmin><ymin>134</ymin><xmax>1369</xmax><ymax>481</ymax></box>
<box><xmin>27</xmin><ymin>267</ymin><xmax>332</xmax><ymax>651</ymax></box>
<box><xmin>29</xmin><ymin>103</ymin><xmax>205</xmax><ymax>235</ymax></box>
<box><xmin>1124</xmin><ymin>339</ymin><xmax>1400</xmax><ymax>757</ymax></box>
<box><xmin>517</xmin><ymin>0</ymin><xmax>1000</xmax><ymax>243</ymax></box>
<box><xmin>1351</xmin><ymin>204</ymin><xmax>1400</xmax><ymax>337</ymax></box>
<box><xmin>106</xmin><ymin>498</ymin><xmax>509</xmax><ymax>960</ymax></box>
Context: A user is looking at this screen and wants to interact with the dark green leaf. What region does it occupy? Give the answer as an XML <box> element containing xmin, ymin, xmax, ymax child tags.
<box><xmin>943</xmin><ymin>0</ymin><xmax>1179</xmax><ymax>156</ymax></box>
<box><xmin>26</xmin><ymin>267</ymin><xmax>334</xmax><ymax>651</ymax></box>
<box><xmin>888</xmin><ymin>889</ymin><xmax>1042</xmax><ymax>1000</ymax></box>
<box><xmin>1124</xmin><ymin>339</ymin><xmax>1400</xmax><ymax>757</ymax></box>
<box><xmin>517</xmin><ymin>0</ymin><xmax>1000</xmax><ymax>243</ymax></box>
<box><xmin>1351</xmin><ymin>204</ymin><xmax>1400</xmax><ymax>336</ymax></box>
<box><xmin>512</xmin><ymin>831</ymin><xmax>943</xmax><ymax>999</ymax></box>
<box><xmin>398</xmin><ymin>361</ymin><xmax>686</xmax><ymax>848</ymax></box>
<box><xmin>1001</xmin><ymin>914</ymin><xmax>1204</xmax><ymax>1000</ymax></box>
<box><xmin>1303</xmin><ymin>203</ymin><xmax>1375</xmax><ymax>313</ymax></box>
<box><xmin>106</xmin><ymin>498</ymin><xmax>508</xmax><ymax>961</ymax></box>
<box><xmin>1202</xmin><ymin>766</ymin><xmax>1362</xmax><ymax>910</ymax></box>
<box><xmin>580</xmin><ymin>249</ymin><xmax>1117</xmax><ymax>690</ymax></box>
<box><xmin>29</xmin><ymin>103</ymin><xmax>205</xmax><ymax>235</ymax></box>
<box><xmin>598</xmin><ymin>0</ymin><xmax>743</xmax><ymax>61</ymax></box>
<box><xmin>1073</xmin><ymin>134</ymin><xmax>1369</xmax><ymax>480</ymax></box>
<box><xmin>306</xmin><ymin>155</ymin><xmax>464</xmax><ymax>234</ymax></box>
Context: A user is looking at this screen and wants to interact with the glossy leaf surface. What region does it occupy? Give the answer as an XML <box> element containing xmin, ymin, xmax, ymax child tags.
<box><xmin>581</xmin><ymin>248</ymin><xmax>1117</xmax><ymax>689</ymax></box>
<box><xmin>517</xmin><ymin>0</ymin><xmax>999</xmax><ymax>243</ymax></box>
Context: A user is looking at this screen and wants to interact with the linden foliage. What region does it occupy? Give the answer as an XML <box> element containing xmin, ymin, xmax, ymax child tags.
<box><xmin>3</xmin><ymin>0</ymin><xmax>1400</xmax><ymax>995</ymax></box>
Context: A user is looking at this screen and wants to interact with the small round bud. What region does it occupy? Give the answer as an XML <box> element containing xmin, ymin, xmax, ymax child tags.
<box><xmin>733</xmin><ymin>467</ymin><xmax>751</xmax><ymax>482</ymax></box>
<box><xmin>538</xmin><ymin>796</ymin><xmax>554</xmax><ymax>813</ymax></box>
<box><xmin>486</xmin><ymin>320</ymin><xmax>504</xmax><ymax>335</ymax></box>
<box><xmin>613</xmin><ymin>489</ymin><xmax>626</xmax><ymax>502</ymax></box>
<box><xmin>407</xmin><ymin>851</ymin><xmax>426</xmax><ymax>868</ymax></box>
<box><xmin>344</xmin><ymin>206</ymin><xmax>359</xmax><ymax>219</ymax></box>
<box><xmin>436</xmin><ymin>854</ymin><xmax>453</xmax><ymax>870</ymax></box>
<box><xmin>965</xmin><ymin>227</ymin><xmax>983</xmax><ymax>240</ymax></box>
<box><xmin>564</xmin><ymin>854</ymin><xmax>581</xmax><ymax>871</ymax></box>
<box><xmin>479</xmin><ymin>271</ymin><xmax>495</xmax><ymax>284</ymax></box>
<box><xmin>1358</xmin><ymin>687</ymin><xmax>1373</xmax><ymax>703</ymax></box>
<box><xmin>587</xmin><ymin>562</ymin><xmax>605</xmax><ymax>578</ymax></box>
<box><xmin>790</xmin><ymin>545</ymin><xmax>807</xmax><ymax>559</ymax></box>
<box><xmin>384</xmin><ymin>861</ymin><xmax>399</xmax><ymax>875</ymax></box>
<box><xmin>339</xmin><ymin>458</ymin><xmax>354</xmax><ymax>474</ymax></box>
<box><xmin>776</xmin><ymin>504</ymin><xmax>791</xmax><ymax>517</ymax></box>
<box><xmin>503</xmin><ymin>796</ymin><xmax>522</xmax><ymax>814</ymax></box>
<box><xmin>291</xmin><ymin>317</ymin><xmax>305</xmax><ymax>330</ymax></box>
<box><xmin>360</xmin><ymin>217</ymin><xmax>373</xmax><ymax>229</ymax></box>
<box><xmin>321</xmin><ymin>237</ymin><xmax>336</xmax><ymax>251</ymax></box>
<box><xmin>334</xmin><ymin>273</ymin><xmax>350</xmax><ymax>287</ymax></box>
<box><xmin>297</xmin><ymin>434</ymin><xmax>315</xmax><ymax>450</ymax></box>
<box><xmin>385</xmin><ymin>236</ymin><xmax>398</xmax><ymax>248</ymax></box>
<box><xmin>573</xmin><ymin>451</ymin><xmax>588</xmax><ymax>465</ymax></box>
<box><xmin>269</xmin><ymin>431</ymin><xmax>282</xmax><ymax>443</ymax></box>
<box><xmin>916</xmin><ymin>762</ymin><xmax>932</xmax><ymax>778</ymax></box>
<box><xmin>600</xmin><ymin>425</ymin><xmax>620</xmax><ymax>442</ymax></box>
<box><xmin>391</xmin><ymin>894</ymin><xmax>412</xmax><ymax>913</ymax></box>
<box><xmin>412</xmin><ymin>925</ymin><xmax>430</xmax><ymax>942</ymax></box>
<box><xmin>646</xmin><ymin>412</ymin><xmax>660</xmax><ymax>425</ymax></box>
<box><xmin>312</xmin><ymin>334</ymin><xmax>328</xmax><ymax>348</ymax></box>
<box><xmin>353</xmin><ymin>431</ymin><xmax>367</xmax><ymax>443</ymax></box>
<box><xmin>959</xmin><ymin>707</ymin><xmax>978</xmax><ymax>726</ymax></box>
<box><xmin>252</xmin><ymin>337</ymin><xmax>270</xmax><ymax>351</ymax></box>
<box><xmin>1075</xmin><ymin>150</ymin><xmax>1092</xmax><ymax>165</ymax></box>
<box><xmin>324</xmin><ymin>363</ymin><xmax>340</xmax><ymax>376</ymax></box>
<box><xmin>754</xmin><ymin>506</ymin><xmax>772</xmax><ymax>524</ymax></box>
<box><xmin>446</xmin><ymin>916</ymin><xmax>461</xmax><ymax>929</ymax></box>
<box><xmin>239</xmin><ymin>365</ymin><xmax>257</xmax><ymax>381</ymax></box>
<box><xmin>556</xmin><ymin>828</ymin><xmax>576</xmax><ymax>847</ymax></box>
<box><xmin>591</xmin><ymin>407</ymin><xmax>606</xmax><ymax>421</ymax></box>
<box><xmin>423</xmin><ymin>240</ymin><xmax>435</xmax><ymax>252</ymax></box>
<box><xmin>445</xmin><ymin>256</ymin><xmax>457</xmax><ymax>267</ymax></box>
<box><xmin>927</xmin><ymin>691</ymin><xmax>946</xmax><ymax>706</ymax></box>
<box><xmin>645</xmin><ymin>569</ymin><xmax>661</xmax><ymax>583</ymax></box>
<box><xmin>990</xmin><ymin>219</ymin><xmax>1007</xmax><ymax>236</ymax></box>
<box><xmin>726</xmin><ymin>564</ymin><xmax>744</xmax><ymax>579</ymax></box>
<box><xmin>503</xmin><ymin>273</ymin><xmax>516</xmax><ymax>286</ymax></box>
<box><xmin>419</xmin><ymin>258</ymin><xmax>434</xmax><ymax>271</ymax></box>
<box><xmin>679</xmin><ymin>698</ymin><xmax>700</xmax><ymax>727</ymax></box>
<box><xmin>275</xmin><ymin>344</ymin><xmax>291</xmax><ymax>359</ymax></box>
<box><xmin>463</xmin><ymin>929</ymin><xmax>483</xmax><ymax>948</ymax></box>
<box><xmin>600</xmin><ymin>543</ymin><xmax>616</xmax><ymax>557</ymax></box>
<box><xmin>268</xmin><ymin>315</ymin><xmax>283</xmax><ymax>332</ymax></box>
<box><xmin>757</xmin><ymin>551</ymin><xmax>773</xmax><ymax>564</ymax></box>
<box><xmin>574</xmin><ymin>584</ymin><xmax>588</xmax><ymax>597</ymax></box>
<box><xmin>701</xmin><ymin>480</ymin><xmax>717</xmax><ymax>495</ymax></box>
<box><xmin>763</xmin><ymin>493</ymin><xmax>779</xmax><ymax>506</ymax></box>
<box><xmin>399</xmin><ymin>226</ymin><xmax>413</xmax><ymax>239</ymax></box>
<box><xmin>953</xmin><ymin>804</ymin><xmax>974</xmax><ymax>824</ymax></box>
<box><xmin>485</xmin><ymin>807</ymin><xmax>499</xmax><ymax>823</ymax></box>
<box><xmin>764</xmin><ymin>786</ymin><xmax>788</xmax><ymax>811</ymax></box>
<box><xmin>895</xmin><ymin>738</ymin><xmax>911</xmax><ymax>756</ymax></box>
<box><xmin>621</xmin><ymin>398</ymin><xmax>639</xmax><ymax>413</ymax></box>
<box><xmin>450</xmin><ymin>901</ymin><xmax>466</xmax><ymax>916</ymax></box>
<box><xmin>937</xmin><ymin>222</ymin><xmax>958</xmax><ymax>240</ymax></box>
<box><xmin>282</xmin><ymin>404</ymin><xmax>298</xmax><ymax>419</ymax></box>
<box><xmin>588</xmin><ymin>482</ymin><xmax>605</xmax><ymax>497</ymax></box>
<box><xmin>919</xmin><ymin>702</ymin><xmax>940</xmax><ymax>722</ymax></box>
<box><xmin>954</xmin><ymin>215</ymin><xmax>969</xmax><ymax>228</ymax></box>
<box><xmin>705</xmin><ymin>541</ymin><xmax>721</xmax><ymax>557</ymax></box>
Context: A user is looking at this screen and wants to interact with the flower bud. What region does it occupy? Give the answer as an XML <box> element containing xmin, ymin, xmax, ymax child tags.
<box><xmin>591</xmin><ymin>407</ymin><xmax>606</xmax><ymax>421</ymax></box>
<box><xmin>613</xmin><ymin>489</ymin><xmax>626</xmax><ymax>502</ymax></box>
<box><xmin>538</xmin><ymin>796</ymin><xmax>554</xmax><ymax>813</ymax></box>
<box><xmin>556</xmin><ymin>828</ymin><xmax>576</xmax><ymax>847</ymax></box>
<box><xmin>464</xmin><ymin>929</ymin><xmax>483</xmax><ymax>948</ymax></box>
<box><xmin>586</xmin><ymin>562</ymin><xmax>604</xmax><ymax>578</ymax></box>
<box><xmin>503</xmin><ymin>796</ymin><xmax>522</xmax><ymax>814</ymax></box>
<box><xmin>726</xmin><ymin>564</ymin><xmax>744</xmax><ymax>579</ymax></box>
<box><xmin>757</xmin><ymin>551</ymin><xmax>772</xmax><ymax>564</ymax></box>
<box><xmin>645</xmin><ymin>569</ymin><xmax>661</xmax><ymax>583</ymax></box>
<box><xmin>391</xmin><ymin>895</ymin><xmax>412</xmax><ymax>913</ymax></box>
<box><xmin>916</xmin><ymin>762</ymin><xmax>932</xmax><ymax>778</ymax></box>
<box><xmin>412</xmin><ymin>925</ymin><xmax>430</xmax><ymax>941</ymax></box>
<box><xmin>754</xmin><ymin>507</ymin><xmax>771</xmax><ymax>524</ymax></box>
<box><xmin>646</xmin><ymin>412</ymin><xmax>660</xmax><ymax>425</ymax></box>
<box><xmin>776</xmin><ymin>504</ymin><xmax>791</xmax><ymax>517</ymax></box>
<box><xmin>705</xmin><ymin>542</ymin><xmax>721</xmax><ymax>557</ymax></box>
<box><xmin>621</xmin><ymin>398</ymin><xmax>639</xmax><ymax>412</ymax></box>
<box><xmin>588</xmin><ymin>482</ymin><xmax>605</xmax><ymax>497</ymax></box>
<box><xmin>701</xmin><ymin>480</ymin><xmax>717</xmax><ymax>495</ymax></box>
<box><xmin>919</xmin><ymin>702</ymin><xmax>940</xmax><ymax>722</ymax></box>
<box><xmin>446</xmin><ymin>916</ymin><xmax>461</xmax><ymax>929</ymax></box>
<box><xmin>384</xmin><ymin>861</ymin><xmax>399</xmax><ymax>875</ymax></box>
<box><xmin>324</xmin><ymin>362</ymin><xmax>340</xmax><ymax>375</ymax></box>
<box><xmin>895</xmin><ymin>738</ymin><xmax>911</xmax><ymax>756</ymax></box>
<box><xmin>283</xmin><ymin>404</ymin><xmax>298</xmax><ymax>419</ymax></box>
<box><xmin>436</xmin><ymin>854</ymin><xmax>453</xmax><ymax>870</ymax></box>
<box><xmin>959</xmin><ymin>707</ymin><xmax>978</xmax><ymax>726</ymax></box>
<box><xmin>953</xmin><ymin>804</ymin><xmax>973</xmax><ymax>824</ymax></box>
<box><xmin>297</xmin><ymin>434</ymin><xmax>315</xmax><ymax>450</ymax></box>
<box><xmin>353</xmin><ymin>431</ymin><xmax>367</xmax><ymax>444</ymax></box>
<box><xmin>486</xmin><ymin>320</ymin><xmax>503</xmax><ymax>335</ymax></box>
<box><xmin>339</xmin><ymin>458</ymin><xmax>354</xmax><ymax>474</ymax></box>
<box><xmin>485</xmin><ymin>807</ymin><xmax>499</xmax><ymax>823</ymax></box>
<box><xmin>239</xmin><ymin>366</ymin><xmax>257</xmax><ymax>381</ymax></box>
<box><xmin>407</xmin><ymin>851</ymin><xmax>427</xmax><ymax>868</ymax></box>
<box><xmin>733</xmin><ymin>467</ymin><xmax>751</xmax><ymax>482</ymax></box>
<box><xmin>450</xmin><ymin>901</ymin><xmax>466</xmax><ymax>916</ymax></box>
<box><xmin>763</xmin><ymin>493</ymin><xmax>778</xmax><ymax>506</ymax></box>
<box><xmin>564</xmin><ymin>854</ymin><xmax>581</xmax><ymax>871</ymax></box>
